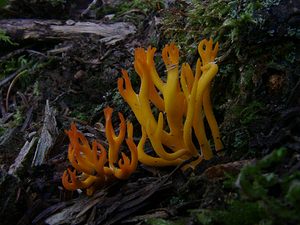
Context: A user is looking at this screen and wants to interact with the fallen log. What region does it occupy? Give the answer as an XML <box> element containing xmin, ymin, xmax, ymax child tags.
<box><xmin>0</xmin><ymin>19</ymin><xmax>136</xmax><ymax>45</ymax></box>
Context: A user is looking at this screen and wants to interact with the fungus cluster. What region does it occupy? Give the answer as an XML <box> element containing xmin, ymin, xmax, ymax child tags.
<box><xmin>62</xmin><ymin>38</ymin><xmax>223</xmax><ymax>194</ymax></box>
<box><xmin>118</xmin><ymin>38</ymin><xmax>223</xmax><ymax>169</ymax></box>
<box><xmin>62</xmin><ymin>107</ymin><xmax>138</xmax><ymax>195</ymax></box>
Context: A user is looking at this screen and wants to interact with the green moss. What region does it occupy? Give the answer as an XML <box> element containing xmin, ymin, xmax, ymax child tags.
<box><xmin>117</xmin><ymin>0</ymin><xmax>163</xmax><ymax>14</ymax></box>
<box><xmin>12</xmin><ymin>109</ymin><xmax>24</xmax><ymax>126</ymax></box>
<box><xmin>190</xmin><ymin>209</ymin><xmax>213</xmax><ymax>225</ymax></box>
<box><xmin>97</xmin><ymin>0</ymin><xmax>164</xmax><ymax>22</ymax></box>
<box><xmin>163</xmin><ymin>0</ymin><xmax>267</xmax><ymax>53</ymax></box>
<box><xmin>0</xmin><ymin>29</ymin><xmax>17</xmax><ymax>45</ymax></box>
<box><xmin>69</xmin><ymin>104</ymin><xmax>94</xmax><ymax>122</ymax></box>
<box><xmin>186</xmin><ymin>148</ymin><xmax>300</xmax><ymax>225</ymax></box>
<box><xmin>214</xmin><ymin>201</ymin><xmax>265</xmax><ymax>225</ymax></box>
<box><xmin>0</xmin><ymin>0</ymin><xmax>8</xmax><ymax>8</ymax></box>
<box><xmin>146</xmin><ymin>218</ymin><xmax>190</xmax><ymax>225</ymax></box>
<box><xmin>146</xmin><ymin>218</ymin><xmax>175</xmax><ymax>225</ymax></box>
<box><xmin>238</xmin><ymin>101</ymin><xmax>264</xmax><ymax>125</ymax></box>
<box><xmin>73</xmin><ymin>112</ymin><xmax>89</xmax><ymax>121</ymax></box>
<box><xmin>0</xmin><ymin>125</ymin><xmax>6</xmax><ymax>136</ymax></box>
<box><xmin>48</xmin><ymin>0</ymin><xmax>66</xmax><ymax>7</ymax></box>
<box><xmin>286</xmin><ymin>180</ymin><xmax>300</xmax><ymax>204</ymax></box>
<box><xmin>232</xmin><ymin>128</ymin><xmax>249</xmax><ymax>150</ymax></box>
<box><xmin>33</xmin><ymin>81</ymin><xmax>40</xmax><ymax>96</ymax></box>
<box><xmin>0</xmin><ymin>55</ymin><xmax>52</xmax><ymax>93</ymax></box>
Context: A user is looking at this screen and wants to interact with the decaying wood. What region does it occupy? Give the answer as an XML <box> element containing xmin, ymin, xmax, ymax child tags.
<box><xmin>0</xmin><ymin>19</ymin><xmax>136</xmax><ymax>45</ymax></box>
<box><xmin>33</xmin><ymin>176</ymin><xmax>172</xmax><ymax>225</ymax></box>
<box><xmin>8</xmin><ymin>136</ymin><xmax>37</xmax><ymax>175</ymax></box>
<box><xmin>201</xmin><ymin>159</ymin><xmax>256</xmax><ymax>179</ymax></box>
<box><xmin>32</xmin><ymin>100</ymin><xmax>58</xmax><ymax>166</ymax></box>
<box><xmin>0</xmin><ymin>127</ymin><xmax>17</xmax><ymax>147</ymax></box>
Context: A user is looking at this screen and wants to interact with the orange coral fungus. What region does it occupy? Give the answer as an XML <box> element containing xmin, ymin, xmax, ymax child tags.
<box><xmin>118</xmin><ymin>38</ymin><xmax>223</xmax><ymax>169</ymax></box>
<box><xmin>62</xmin><ymin>107</ymin><xmax>138</xmax><ymax>195</ymax></box>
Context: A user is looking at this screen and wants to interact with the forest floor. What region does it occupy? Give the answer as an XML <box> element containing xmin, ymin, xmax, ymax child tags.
<box><xmin>0</xmin><ymin>0</ymin><xmax>300</xmax><ymax>225</ymax></box>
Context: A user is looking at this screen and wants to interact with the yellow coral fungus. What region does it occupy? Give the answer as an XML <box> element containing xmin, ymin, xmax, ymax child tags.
<box><xmin>62</xmin><ymin>38</ymin><xmax>224</xmax><ymax>195</ymax></box>
<box><xmin>118</xmin><ymin>38</ymin><xmax>223</xmax><ymax>169</ymax></box>
<box><xmin>62</xmin><ymin>107</ymin><xmax>138</xmax><ymax>195</ymax></box>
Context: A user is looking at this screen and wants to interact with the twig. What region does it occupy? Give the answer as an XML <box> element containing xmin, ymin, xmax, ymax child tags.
<box><xmin>26</xmin><ymin>49</ymin><xmax>47</xmax><ymax>58</ymax></box>
<box><xmin>118</xmin><ymin>9</ymin><xmax>147</xmax><ymax>17</ymax></box>
<box><xmin>0</xmin><ymin>91</ymin><xmax>6</xmax><ymax>117</ymax></box>
<box><xmin>5</xmin><ymin>70</ymin><xmax>28</xmax><ymax>111</ymax></box>
<box><xmin>16</xmin><ymin>91</ymin><xmax>29</xmax><ymax>107</ymax></box>
<box><xmin>0</xmin><ymin>48</ymin><xmax>27</xmax><ymax>63</ymax></box>
<box><xmin>21</xmin><ymin>106</ymin><xmax>33</xmax><ymax>132</ymax></box>
<box><xmin>51</xmin><ymin>91</ymin><xmax>67</xmax><ymax>103</ymax></box>
<box><xmin>287</xmin><ymin>79</ymin><xmax>300</xmax><ymax>106</ymax></box>
<box><xmin>0</xmin><ymin>67</ymin><xmax>24</xmax><ymax>88</ymax></box>
<box><xmin>81</xmin><ymin>0</ymin><xmax>103</xmax><ymax>18</ymax></box>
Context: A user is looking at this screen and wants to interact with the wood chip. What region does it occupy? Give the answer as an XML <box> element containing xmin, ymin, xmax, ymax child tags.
<box><xmin>8</xmin><ymin>137</ymin><xmax>38</xmax><ymax>175</ymax></box>
<box><xmin>32</xmin><ymin>100</ymin><xmax>58</xmax><ymax>166</ymax></box>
